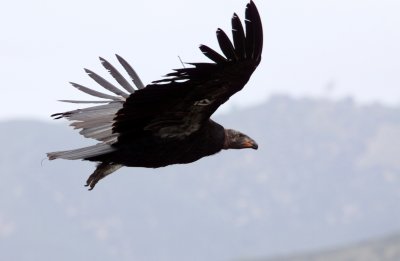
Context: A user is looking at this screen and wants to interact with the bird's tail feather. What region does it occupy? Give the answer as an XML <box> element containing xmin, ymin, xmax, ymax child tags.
<box><xmin>47</xmin><ymin>143</ymin><xmax>116</xmax><ymax>160</ymax></box>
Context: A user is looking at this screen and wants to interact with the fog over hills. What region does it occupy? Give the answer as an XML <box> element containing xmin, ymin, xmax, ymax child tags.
<box><xmin>1</xmin><ymin>95</ymin><xmax>400</xmax><ymax>261</ymax></box>
<box><xmin>242</xmin><ymin>233</ymin><xmax>400</xmax><ymax>261</ymax></box>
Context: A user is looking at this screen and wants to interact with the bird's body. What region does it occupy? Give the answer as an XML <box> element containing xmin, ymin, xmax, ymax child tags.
<box><xmin>48</xmin><ymin>1</ymin><xmax>263</xmax><ymax>190</ymax></box>
<box><xmin>88</xmin><ymin>120</ymin><xmax>225</xmax><ymax>168</ymax></box>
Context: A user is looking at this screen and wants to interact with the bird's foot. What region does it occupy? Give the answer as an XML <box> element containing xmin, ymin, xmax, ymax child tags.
<box><xmin>85</xmin><ymin>163</ymin><xmax>123</xmax><ymax>191</ymax></box>
<box><xmin>85</xmin><ymin>173</ymin><xmax>101</xmax><ymax>191</ymax></box>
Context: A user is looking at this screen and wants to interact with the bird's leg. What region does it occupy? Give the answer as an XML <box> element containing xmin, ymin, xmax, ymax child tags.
<box><xmin>85</xmin><ymin>162</ymin><xmax>123</xmax><ymax>190</ymax></box>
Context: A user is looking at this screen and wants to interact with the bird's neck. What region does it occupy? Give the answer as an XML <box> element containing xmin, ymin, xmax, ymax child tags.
<box><xmin>222</xmin><ymin>129</ymin><xmax>230</xmax><ymax>150</ymax></box>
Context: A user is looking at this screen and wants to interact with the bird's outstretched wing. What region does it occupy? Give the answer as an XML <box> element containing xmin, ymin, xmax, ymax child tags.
<box><xmin>113</xmin><ymin>1</ymin><xmax>263</xmax><ymax>141</ymax></box>
<box><xmin>51</xmin><ymin>54</ymin><xmax>145</xmax><ymax>146</ymax></box>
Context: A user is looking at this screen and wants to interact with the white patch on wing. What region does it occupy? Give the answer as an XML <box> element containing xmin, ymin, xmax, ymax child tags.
<box><xmin>194</xmin><ymin>99</ymin><xmax>212</xmax><ymax>106</ymax></box>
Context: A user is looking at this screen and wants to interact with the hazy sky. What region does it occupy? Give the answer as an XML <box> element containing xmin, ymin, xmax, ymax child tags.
<box><xmin>1</xmin><ymin>0</ymin><xmax>400</xmax><ymax>120</ymax></box>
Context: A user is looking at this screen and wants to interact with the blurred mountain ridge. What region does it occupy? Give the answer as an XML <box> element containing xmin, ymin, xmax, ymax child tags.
<box><xmin>241</xmin><ymin>232</ymin><xmax>400</xmax><ymax>261</ymax></box>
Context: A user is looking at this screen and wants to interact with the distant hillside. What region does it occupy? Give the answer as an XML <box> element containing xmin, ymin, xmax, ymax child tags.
<box><xmin>1</xmin><ymin>95</ymin><xmax>400</xmax><ymax>261</ymax></box>
<box><xmin>242</xmin><ymin>233</ymin><xmax>400</xmax><ymax>261</ymax></box>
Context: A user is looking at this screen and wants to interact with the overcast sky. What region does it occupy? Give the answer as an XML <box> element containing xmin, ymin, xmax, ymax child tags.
<box><xmin>1</xmin><ymin>0</ymin><xmax>400</xmax><ymax>120</ymax></box>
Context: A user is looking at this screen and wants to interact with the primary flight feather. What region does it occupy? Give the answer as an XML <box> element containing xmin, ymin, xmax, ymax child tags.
<box><xmin>48</xmin><ymin>1</ymin><xmax>263</xmax><ymax>190</ymax></box>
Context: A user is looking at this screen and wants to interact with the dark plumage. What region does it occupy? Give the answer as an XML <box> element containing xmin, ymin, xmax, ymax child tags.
<box><xmin>47</xmin><ymin>1</ymin><xmax>263</xmax><ymax>190</ymax></box>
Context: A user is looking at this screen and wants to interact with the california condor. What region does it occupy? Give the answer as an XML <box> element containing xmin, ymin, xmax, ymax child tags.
<box><xmin>48</xmin><ymin>1</ymin><xmax>263</xmax><ymax>190</ymax></box>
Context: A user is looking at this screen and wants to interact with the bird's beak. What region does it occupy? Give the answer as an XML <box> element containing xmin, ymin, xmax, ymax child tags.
<box><xmin>242</xmin><ymin>137</ymin><xmax>258</xmax><ymax>150</ymax></box>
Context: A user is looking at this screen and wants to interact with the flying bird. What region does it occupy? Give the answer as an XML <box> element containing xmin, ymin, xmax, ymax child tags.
<box><xmin>48</xmin><ymin>1</ymin><xmax>263</xmax><ymax>190</ymax></box>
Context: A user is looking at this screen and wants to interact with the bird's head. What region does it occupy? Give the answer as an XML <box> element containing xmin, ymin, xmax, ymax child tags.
<box><xmin>223</xmin><ymin>129</ymin><xmax>258</xmax><ymax>150</ymax></box>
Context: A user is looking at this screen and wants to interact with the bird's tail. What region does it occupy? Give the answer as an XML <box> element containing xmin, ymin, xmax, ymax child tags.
<box><xmin>47</xmin><ymin>143</ymin><xmax>116</xmax><ymax>160</ymax></box>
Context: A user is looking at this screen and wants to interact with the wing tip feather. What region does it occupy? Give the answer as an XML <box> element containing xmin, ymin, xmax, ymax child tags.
<box><xmin>199</xmin><ymin>0</ymin><xmax>262</xmax><ymax>63</ymax></box>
